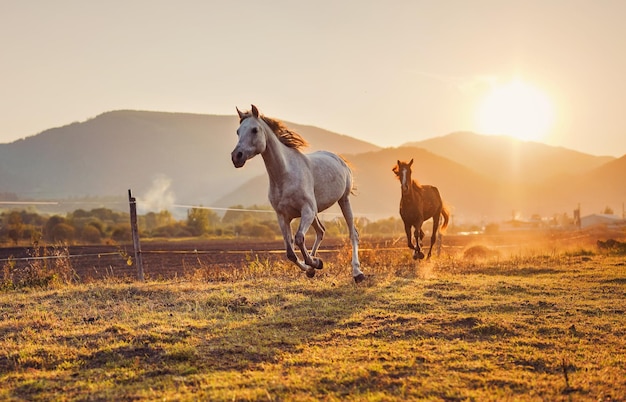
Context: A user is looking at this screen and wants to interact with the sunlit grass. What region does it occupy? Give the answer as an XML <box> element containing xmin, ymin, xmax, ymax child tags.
<box><xmin>0</xmin><ymin>243</ymin><xmax>625</xmax><ymax>401</ymax></box>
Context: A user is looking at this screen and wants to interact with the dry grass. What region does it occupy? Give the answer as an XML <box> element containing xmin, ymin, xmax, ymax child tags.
<box><xmin>0</xmin><ymin>237</ymin><xmax>625</xmax><ymax>401</ymax></box>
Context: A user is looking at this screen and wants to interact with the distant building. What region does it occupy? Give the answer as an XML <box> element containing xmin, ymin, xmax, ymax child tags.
<box><xmin>580</xmin><ymin>214</ymin><xmax>625</xmax><ymax>229</ymax></box>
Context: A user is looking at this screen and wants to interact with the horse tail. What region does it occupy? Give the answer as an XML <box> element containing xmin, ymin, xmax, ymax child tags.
<box><xmin>440</xmin><ymin>204</ymin><xmax>450</xmax><ymax>232</ymax></box>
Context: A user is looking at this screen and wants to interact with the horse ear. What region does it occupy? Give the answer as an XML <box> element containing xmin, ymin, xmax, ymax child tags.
<box><xmin>251</xmin><ymin>104</ymin><xmax>259</xmax><ymax>118</ymax></box>
<box><xmin>236</xmin><ymin>107</ymin><xmax>244</xmax><ymax>119</ymax></box>
<box><xmin>409</xmin><ymin>159</ymin><xmax>414</xmax><ymax>167</ymax></box>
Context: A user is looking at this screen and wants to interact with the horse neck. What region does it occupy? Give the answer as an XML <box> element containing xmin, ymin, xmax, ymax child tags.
<box><xmin>401</xmin><ymin>180</ymin><xmax>420</xmax><ymax>201</ymax></box>
<box><xmin>259</xmin><ymin>123</ymin><xmax>293</xmax><ymax>183</ymax></box>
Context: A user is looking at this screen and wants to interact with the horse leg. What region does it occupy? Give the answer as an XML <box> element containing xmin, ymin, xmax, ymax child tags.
<box><xmin>294</xmin><ymin>206</ymin><xmax>322</xmax><ymax>277</ymax></box>
<box><xmin>276</xmin><ymin>214</ymin><xmax>310</xmax><ymax>273</ymax></box>
<box><xmin>426</xmin><ymin>215</ymin><xmax>441</xmax><ymax>259</ymax></box>
<box><xmin>413</xmin><ymin>222</ymin><xmax>425</xmax><ymax>260</ymax></box>
<box><xmin>417</xmin><ymin>228</ymin><xmax>425</xmax><ymax>253</ymax></box>
<box><xmin>338</xmin><ymin>197</ymin><xmax>365</xmax><ymax>283</ymax></box>
<box><xmin>310</xmin><ymin>215</ymin><xmax>325</xmax><ymax>261</ymax></box>
<box><xmin>404</xmin><ymin>222</ymin><xmax>415</xmax><ymax>250</ymax></box>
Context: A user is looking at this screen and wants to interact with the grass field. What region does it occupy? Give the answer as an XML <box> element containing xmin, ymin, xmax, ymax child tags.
<box><xmin>1</xmin><ymin>236</ymin><xmax>625</xmax><ymax>401</ymax></box>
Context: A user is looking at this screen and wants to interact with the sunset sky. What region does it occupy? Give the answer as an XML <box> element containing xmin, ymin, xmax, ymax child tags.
<box><xmin>2</xmin><ymin>0</ymin><xmax>625</xmax><ymax>157</ymax></box>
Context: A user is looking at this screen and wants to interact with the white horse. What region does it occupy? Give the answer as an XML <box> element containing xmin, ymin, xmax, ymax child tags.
<box><xmin>231</xmin><ymin>105</ymin><xmax>365</xmax><ymax>283</ymax></box>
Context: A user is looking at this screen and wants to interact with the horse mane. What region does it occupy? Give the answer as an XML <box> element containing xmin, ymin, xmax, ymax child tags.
<box><xmin>261</xmin><ymin>116</ymin><xmax>309</xmax><ymax>149</ymax></box>
<box><xmin>239</xmin><ymin>110</ymin><xmax>308</xmax><ymax>150</ymax></box>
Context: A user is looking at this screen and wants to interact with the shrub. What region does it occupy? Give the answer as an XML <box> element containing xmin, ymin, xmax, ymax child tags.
<box><xmin>81</xmin><ymin>225</ymin><xmax>102</xmax><ymax>244</ymax></box>
<box><xmin>1</xmin><ymin>244</ymin><xmax>75</xmax><ymax>290</ymax></box>
<box><xmin>48</xmin><ymin>223</ymin><xmax>75</xmax><ymax>243</ymax></box>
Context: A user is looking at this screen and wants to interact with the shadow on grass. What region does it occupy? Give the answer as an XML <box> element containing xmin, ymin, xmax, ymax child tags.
<box><xmin>3</xmin><ymin>276</ymin><xmax>400</xmax><ymax>397</ymax></box>
<box><xmin>1</xmin><ymin>262</ymin><xmax>598</xmax><ymax>401</ymax></box>
<box><xmin>194</xmin><ymin>280</ymin><xmax>385</xmax><ymax>372</ymax></box>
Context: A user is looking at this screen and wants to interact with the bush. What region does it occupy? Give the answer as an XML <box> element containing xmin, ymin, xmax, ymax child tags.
<box><xmin>111</xmin><ymin>225</ymin><xmax>132</xmax><ymax>242</ymax></box>
<box><xmin>81</xmin><ymin>225</ymin><xmax>102</xmax><ymax>244</ymax></box>
<box><xmin>152</xmin><ymin>222</ymin><xmax>193</xmax><ymax>238</ymax></box>
<box><xmin>48</xmin><ymin>223</ymin><xmax>75</xmax><ymax>243</ymax></box>
<box><xmin>1</xmin><ymin>244</ymin><xmax>75</xmax><ymax>290</ymax></box>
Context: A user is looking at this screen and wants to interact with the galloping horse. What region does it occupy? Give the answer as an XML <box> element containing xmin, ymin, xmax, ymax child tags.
<box><xmin>393</xmin><ymin>159</ymin><xmax>450</xmax><ymax>260</ymax></box>
<box><xmin>231</xmin><ymin>105</ymin><xmax>365</xmax><ymax>283</ymax></box>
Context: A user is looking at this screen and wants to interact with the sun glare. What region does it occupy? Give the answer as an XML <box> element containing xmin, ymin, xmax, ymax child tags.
<box><xmin>476</xmin><ymin>79</ymin><xmax>554</xmax><ymax>141</ymax></box>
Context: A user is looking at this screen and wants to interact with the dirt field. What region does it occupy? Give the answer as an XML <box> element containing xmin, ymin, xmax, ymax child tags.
<box><xmin>0</xmin><ymin>239</ymin><xmax>289</xmax><ymax>281</ymax></box>
<box><xmin>0</xmin><ymin>227</ymin><xmax>623</xmax><ymax>282</ymax></box>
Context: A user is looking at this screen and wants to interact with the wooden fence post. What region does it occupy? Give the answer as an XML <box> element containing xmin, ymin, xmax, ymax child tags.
<box><xmin>128</xmin><ymin>189</ymin><xmax>145</xmax><ymax>282</ymax></box>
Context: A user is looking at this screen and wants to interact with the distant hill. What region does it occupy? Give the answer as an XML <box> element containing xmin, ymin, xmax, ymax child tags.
<box><xmin>216</xmin><ymin>146</ymin><xmax>530</xmax><ymax>222</ymax></box>
<box><xmin>540</xmin><ymin>154</ymin><xmax>626</xmax><ymax>217</ymax></box>
<box><xmin>0</xmin><ymin>110</ymin><xmax>381</xmax><ymax>207</ymax></box>
<box><xmin>403</xmin><ymin>132</ymin><xmax>615</xmax><ymax>184</ymax></box>
<box><xmin>1</xmin><ymin>112</ymin><xmax>624</xmax><ymax>223</ymax></box>
<box><xmin>219</xmin><ymin>140</ymin><xmax>625</xmax><ymax>222</ymax></box>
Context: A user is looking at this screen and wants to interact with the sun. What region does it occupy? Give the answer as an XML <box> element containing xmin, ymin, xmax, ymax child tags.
<box><xmin>476</xmin><ymin>79</ymin><xmax>554</xmax><ymax>141</ymax></box>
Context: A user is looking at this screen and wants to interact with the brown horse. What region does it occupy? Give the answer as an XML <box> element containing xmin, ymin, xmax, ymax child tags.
<box><xmin>393</xmin><ymin>159</ymin><xmax>450</xmax><ymax>260</ymax></box>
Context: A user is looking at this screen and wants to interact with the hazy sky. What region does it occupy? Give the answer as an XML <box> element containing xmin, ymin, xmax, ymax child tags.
<box><xmin>2</xmin><ymin>0</ymin><xmax>625</xmax><ymax>156</ymax></box>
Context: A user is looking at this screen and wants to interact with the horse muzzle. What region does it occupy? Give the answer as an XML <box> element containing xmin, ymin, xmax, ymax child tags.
<box><xmin>231</xmin><ymin>149</ymin><xmax>247</xmax><ymax>168</ymax></box>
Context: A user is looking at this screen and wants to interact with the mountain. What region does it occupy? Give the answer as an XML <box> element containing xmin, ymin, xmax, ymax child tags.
<box><xmin>346</xmin><ymin>147</ymin><xmax>503</xmax><ymax>221</ymax></box>
<box><xmin>1</xmin><ymin>112</ymin><xmax>624</xmax><ymax>223</ymax></box>
<box><xmin>403</xmin><ymin>132</ymin><xmax>615</xmax><ymax>184</ymax></box>
<box><xmin>0</xmin><ymin>110</ymin><xmax>381</xmax><ymax>207</ymax></box>
<box><xmin>218</xmin><ymin>139</ymin><xmax>625</xmax><ymax>222</ymax></box>
<box><xmin>215</xmin><ymin>145</ymin><xmax>533</xmax><ymax>222</ymax></box>
<box><xmin>541</xmin><ymin>154</ymin><xmax>626</xmax><ymax>216</ymax></box>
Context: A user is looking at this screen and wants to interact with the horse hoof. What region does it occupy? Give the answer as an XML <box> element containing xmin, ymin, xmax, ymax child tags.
<box><xmin>315</xmin><ymin>259</ymin><xmax>324</xmax><ymax>270</ymax></box>
<box><xmin>353</xmin><ymin>273</ymin><xmax>366</xmax><ymax>283</ymax></box>
<box><xmin>418</xmin><ymin>252</ymin><xmax>425</xmax><ymax>260</ymax></box>
<box><xmin>305</xmin><ymin>268</ymin><xmax>316</xmax><ymax>278</ymax></box>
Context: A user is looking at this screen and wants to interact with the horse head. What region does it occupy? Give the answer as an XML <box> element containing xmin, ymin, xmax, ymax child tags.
<box><xmin>232</xmin><ymin>104</ymin><xmax>267</xmax><ymax>168</ymax></box>
<box><xmin>393</xmin><ymin>159</ymin><xmax>414</xmax><ymax>192</ymax></box>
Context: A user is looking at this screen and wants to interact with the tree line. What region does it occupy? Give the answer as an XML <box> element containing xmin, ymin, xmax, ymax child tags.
<box><xmin>0</xmin><ymin>206</ymin><xmax>416</xmax><ymax>246</ymax></box>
